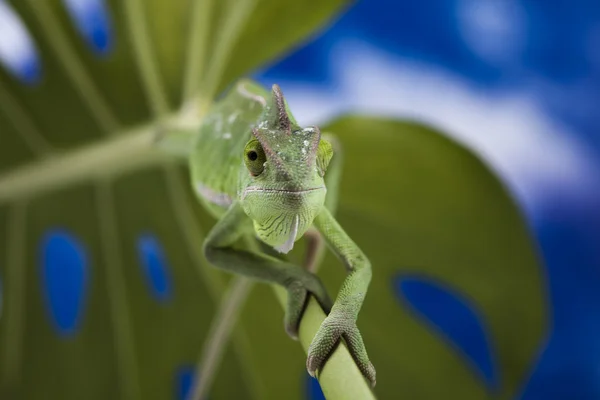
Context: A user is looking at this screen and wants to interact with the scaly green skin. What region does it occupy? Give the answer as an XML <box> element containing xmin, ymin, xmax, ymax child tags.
<box><xmin>187</xmin><ymin>80</ymin><xmax>376</xmax><ymax>386</ymax></box>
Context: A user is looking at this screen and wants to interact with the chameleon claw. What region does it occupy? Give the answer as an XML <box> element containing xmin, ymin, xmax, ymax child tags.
<box><xmin>285</xmin><ymin>325</ymin><xmax>300</xmax><ymax>341</ymax></box>
<box><xmin>307</xmin><ymin>355</ymin><xmax>318</xmax><ymax>378</ymax></box>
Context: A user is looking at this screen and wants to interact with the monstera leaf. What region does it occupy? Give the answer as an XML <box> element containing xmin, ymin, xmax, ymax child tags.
<box><xmin>0</xmin><ymin>1</ymin><xmax>547</xmax><ymax>400</ymax></box>
<box><xmin>312</xmin><ymin>117</ymin><xmax>547</xmax><ymax>399</ymax></box>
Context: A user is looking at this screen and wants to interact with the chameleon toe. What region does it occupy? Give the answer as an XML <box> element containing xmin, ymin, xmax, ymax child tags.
<box><xmin>342</xmin><ymin>326</ymin><xmax>376</xmax><ymax>387</ymax></box>
<box><xmin>306</xmin><ymin>355</ymin><xmax>319</xmax><ymax>377</ymax></box>
<box><xmin>306</xmin><ymin>314</ymin><xmax>344</xmax><ymax>378</ymax></box>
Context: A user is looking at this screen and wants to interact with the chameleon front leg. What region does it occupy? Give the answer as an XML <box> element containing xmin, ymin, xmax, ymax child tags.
<box><xmin>203</xmin><ymin>201</ymin><xmax>333</xmax><ymax>338</ymax></box>
<box><xmin>308</xmin><ymin>207</ymin><xmax>376</xmax><ymax>387</ymax></box>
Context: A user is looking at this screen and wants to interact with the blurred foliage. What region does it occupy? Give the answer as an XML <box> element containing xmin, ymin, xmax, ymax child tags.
<box><xmin>0</xmin><ymin>0</ymin><xmax>546</xmax><ymax>399</ymax></box>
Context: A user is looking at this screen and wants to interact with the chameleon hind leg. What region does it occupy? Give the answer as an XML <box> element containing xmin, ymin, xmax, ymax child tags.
<box><xmin>203</xmin><ymin>202</ymin><xmax>333</xmax><ymax>340</ymax></box>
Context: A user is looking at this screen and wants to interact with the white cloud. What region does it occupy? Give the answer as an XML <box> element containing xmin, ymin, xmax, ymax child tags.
<box><xmin>455</xmin><ymin>0</ymin><xmax>527</xmax><ymax>64</ymax></box>
<box><xmin>278</xmin><ymin>42</ymin><xmax>597</xmax><ymax>215</ymax></box>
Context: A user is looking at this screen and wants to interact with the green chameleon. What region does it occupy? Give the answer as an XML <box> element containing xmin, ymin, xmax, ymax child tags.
<box><xmin>164</xmin><ymin>79</ymin><xmax>375</xmax><ymax>387</ymax></box>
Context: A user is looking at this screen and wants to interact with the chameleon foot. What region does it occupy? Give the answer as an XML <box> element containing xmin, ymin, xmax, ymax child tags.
<box><xmin>284</xmin><ymin>275</ymin><xmax>332</xmax><ymax>340</ymax></box>
<box><xmin>306</xmin><ymin>310</ymin><xmax>376</xmax><ymax>387</ymax></box>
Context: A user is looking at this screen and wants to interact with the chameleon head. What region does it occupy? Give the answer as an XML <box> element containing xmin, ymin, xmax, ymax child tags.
<box><xmin>239</xmin><ymin>84</ymin><xmax>333</xmax><ymax>254</ymax></box>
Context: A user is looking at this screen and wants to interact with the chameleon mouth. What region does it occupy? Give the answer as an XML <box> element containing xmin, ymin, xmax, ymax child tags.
<box><xmin>241</xmin><ymin>186</ymin><xmax>325</xmax><ymax>200</ymax></box>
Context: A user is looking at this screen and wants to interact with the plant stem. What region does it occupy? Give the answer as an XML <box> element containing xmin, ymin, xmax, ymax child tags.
<box><xmin>272</xmin><ymin>287</ymin><xmax>377</xmax><ymax>400</ymax></box>
<box><xmin>190</xmin><ymin>276</ymin><xmax>253</xmax><ymax>400</ymax></box>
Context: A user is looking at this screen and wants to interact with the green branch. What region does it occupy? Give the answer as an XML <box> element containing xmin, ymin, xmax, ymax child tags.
<box><xmin>272</xmin><ymin>287</ymin><xmax>376</xmax><ymax>400</ymax></box>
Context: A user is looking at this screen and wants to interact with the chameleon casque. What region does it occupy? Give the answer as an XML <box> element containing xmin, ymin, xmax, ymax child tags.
<box><xmin>178</xmin><ymin>79</ymin><xmax>375</xmax><ymax>387</ymax></box>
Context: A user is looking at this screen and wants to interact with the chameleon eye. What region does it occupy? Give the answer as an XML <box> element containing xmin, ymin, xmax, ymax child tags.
<box><xmin>244</xmin><ymin>139</ymin><xmax>266</xmax><ymax>176</ymax></box>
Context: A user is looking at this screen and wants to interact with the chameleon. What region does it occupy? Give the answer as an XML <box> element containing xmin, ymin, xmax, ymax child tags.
<box><xmin>163</xmin><ymin>79</ymin><xmax>376</xmax><ymax>388</ymax></box>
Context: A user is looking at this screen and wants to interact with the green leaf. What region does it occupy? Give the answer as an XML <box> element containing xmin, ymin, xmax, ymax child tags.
<box><xmin>0</xmin><ymin>1</ymin><xmax>349</xmax><ymax>399</ymax></box>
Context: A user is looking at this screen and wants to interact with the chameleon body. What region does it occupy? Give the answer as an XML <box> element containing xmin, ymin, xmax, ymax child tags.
<box><xmin>182</xmin><ymin>80</ymin><xmax>375</xmax><ymax>386</ymax></box>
